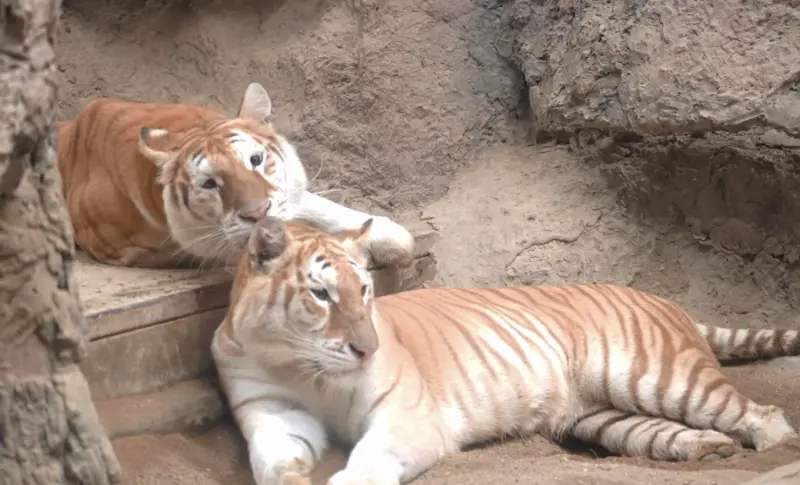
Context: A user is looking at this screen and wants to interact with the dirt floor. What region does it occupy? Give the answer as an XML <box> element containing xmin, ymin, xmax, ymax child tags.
<box><xmin>110</xmin><ymin>352</ymin><xmax>800</xmax><ymax>485</ymax></box>
<box><xmin>54</xmin><ymin>0</ymin><xmax>800</xmax><ymax>484</ymax></box>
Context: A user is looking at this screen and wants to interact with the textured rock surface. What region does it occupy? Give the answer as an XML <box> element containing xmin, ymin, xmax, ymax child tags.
<box><xmin>509</xmin><ymin>0</ymin><xmax>800</xmax><ymax>137</ymax></box>
<box><xmin>508</xmin><ymin>0</ymin><xmax>800</xmax><ymax>263</ymax></box>
<box><xmin>50</xmin><ymin>1</ymin><xmax>800</xmax><ymax>484</ymax></box>
<box><xmin>0</xmin><ymin>0</ymin><xmax>121</xmax><ymax>483</ymax></box>
<box><xmin>56</xmin><ymin>0</ymin><xmax>522</xmax><ymax>211</ymax></box>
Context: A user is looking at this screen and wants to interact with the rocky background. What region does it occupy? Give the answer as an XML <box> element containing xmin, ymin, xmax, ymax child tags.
<box><xmin>510</xmin><ymin>0</ymin><xmax>800</xmax><ymax>265</ymax></box>
<box><xmin>58</xmin><ymin>0</ymin><xmax>800</xmax><ymax>262</ymax></box>
<box><xmin>55</xmin><ymin>0</ymin><xmax>800</xmax><ymax>483</ymax></box>
<box><xmin>57</xmin><ymin>0</ymin><xmax>522</xmax><ymax>209</ymax></box>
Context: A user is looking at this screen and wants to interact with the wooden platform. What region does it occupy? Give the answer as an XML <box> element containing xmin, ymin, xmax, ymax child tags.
<box><xmin>79</xmin><ymin>226</ymin><xmax>439</xmax><ymax>402</ymax></box>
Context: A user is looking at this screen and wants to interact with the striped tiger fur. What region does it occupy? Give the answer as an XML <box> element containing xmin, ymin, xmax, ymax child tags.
<box><xmin>212</xmin><ymin>217</ymin><xmax>800</xmax><ymax>485</ymax></box>
<box><xmin>57</xmin><ymin>82</ymin><xmax>414</xmax><ymax>268</ymax></box>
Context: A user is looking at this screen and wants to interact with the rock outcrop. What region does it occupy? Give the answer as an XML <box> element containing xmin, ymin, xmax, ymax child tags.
<box><xmin>0</xmin><ymin>0</ymin><xmax>121</xmax><ymax>482</ymax></box>
<box><xmin>57</xmin><ymin>0</ymin><xmax>800</xmax><ymax>254</ymax></box>
<box><xmin>510</xmin><ymin>0</ymin><xmax>800</xmax><ymax>138</ymax></box>
<box><xmin>508</xmin><ymin>0</ymin><xmax>800</xmax><ymax>265</ymax></box>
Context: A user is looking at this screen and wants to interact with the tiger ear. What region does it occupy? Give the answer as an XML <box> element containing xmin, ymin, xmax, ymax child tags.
<box><xmin>339</xmin><ymin>218</ymin><xmax>373</xmax><ymax>263</ymax></box>
<box><xmin>248</xmin><ymin>216</ymin><xmax>288</xmax><ymax>266</ymax></box>
<box><xmin>353</xmin><ymin>218</ymin><xmax>373</xmax><ymax>247</ymax></box>
<box><xmin>138</xmin><ymin>127</ymin><xmax>173</xmax><ymax>168</ymax></box>
<box><xmin>237</xmin><ymin>83</ymin><xmax>272</xmax><ymax>122</ymax></box>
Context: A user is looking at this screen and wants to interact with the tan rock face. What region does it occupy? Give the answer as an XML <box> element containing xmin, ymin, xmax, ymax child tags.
<box><xmin>509</xmin><ymin>0</ymin><xmax>800</xmax><ymax>137</ymax></box>
<box><xmin>56</xmin><ymin>0</ymin><xmax>522</xmax><ymax>210</ymax></box>
<box><xmin>507</xmin><ymin>0</ymin><xmax>800</xmax><ymax>264</ymax></box>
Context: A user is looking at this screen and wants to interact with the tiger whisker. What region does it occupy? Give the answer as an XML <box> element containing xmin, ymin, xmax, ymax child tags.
<box><xmin>311</xmin><ymin>188</ymin><xmax>341</xmax><ymax>198</ymax></box>
<box><xmin>198</xmin><ymin>236</ymin><xmax>232</xmax><ymax>271</ymax></box>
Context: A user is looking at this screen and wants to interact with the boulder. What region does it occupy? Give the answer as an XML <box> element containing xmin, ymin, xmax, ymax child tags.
<box><xmin>508</xmin><ymin>0</ymin><xmax>800</xmax><ymax>276</ymax></box>
<box><xmin>509</xmin><ymin>0</ymin><xmax>800</xmax><ymax>138</ymax></box>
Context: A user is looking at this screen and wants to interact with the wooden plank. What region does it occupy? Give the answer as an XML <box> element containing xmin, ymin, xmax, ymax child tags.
<box><xmin>77</xmin><ymin>228</ymin><xmax>438</xmax><ymax>340</ymax></box>
<box><xmin>81</xmin><ymin>228</ymin><xmax>439</xmax><ymax>400</ymax></box>
<box><xmin>82</xmin><ymin>308</ymin><xmax>226</xmax><ymax>401</ymax></box>
<box><xmin>76</xmin><ymin>251</ymin><xmax>233</xmax><ymax>340</ymax></box>
<box><xmin>96</xmin><ymin>378</ymin><xmax>226</xmax><ymax>440</ymax></box>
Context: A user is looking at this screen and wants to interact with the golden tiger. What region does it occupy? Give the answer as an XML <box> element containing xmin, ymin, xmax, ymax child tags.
<box><xmin>56</xmin><ymin>82</ymin><xmax>414</xmax><ymax>268</ymax></box>
<box><xmin>212</xmin><ymin>217</ymin><xmax>800</xmax><ymax>485</ymax></box>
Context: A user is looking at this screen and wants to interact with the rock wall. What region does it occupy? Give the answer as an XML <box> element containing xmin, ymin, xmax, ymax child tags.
<box><xmin>508</xmin><ymin>0</ymin><xmax>800</xmax><ymax>261</ymax></box>
<box><xmin>57</xmin><ymin>0</ymin><xmax>521</xmax><ymax>213</ymax></box>
<box><xmin>510</xmin><ymin>0</ymin><xmax>799</xmax><ymax>136</ymax></box>
<box><xmin>57</xmin><ymin>0</ymin><xmax>800</xmax><ymax>274</ymax></box>
<box><xmin>1</xmin><ymin>0</ymin><xmax>121</xmax><ymax>482</ymax></box>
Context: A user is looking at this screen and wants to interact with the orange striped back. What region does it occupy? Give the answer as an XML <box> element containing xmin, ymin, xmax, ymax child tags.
<box><xmin>57</xmin><ymin>83</ymin><xmax>305</xmax><ymax>268</ymax></box>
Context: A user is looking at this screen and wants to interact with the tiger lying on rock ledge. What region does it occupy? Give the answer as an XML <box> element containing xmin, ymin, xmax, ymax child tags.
<box><xmin>212</xmin><ymin>216</ymin><xmax>799</xmax><ymax>485</ymax></box>
<box><xmin>56</xmin><ymin>82</ymin><xmax>414</xmax><ymax>269</ymax></box>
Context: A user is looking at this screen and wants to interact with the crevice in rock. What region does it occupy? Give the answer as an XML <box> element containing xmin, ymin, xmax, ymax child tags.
<box><xmin>591</xmin><ymin>130</ymin><xmax>800</xmax><ymax>264</ymax></box>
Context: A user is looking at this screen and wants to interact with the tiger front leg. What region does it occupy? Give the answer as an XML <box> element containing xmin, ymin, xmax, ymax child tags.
<box><xmin>296</xmin><ymin>191</ymin><xmax>415</xmax><ymax>267</ymax></box>
<box><xmin>237</xmin><ymin>403</ymin><xmax>328</xmax><ymax>485</ymax></box>
<box><xmin>327</xmin><ymin>416</ymin><xmax>448</xmax><ymax>485</ymax></box>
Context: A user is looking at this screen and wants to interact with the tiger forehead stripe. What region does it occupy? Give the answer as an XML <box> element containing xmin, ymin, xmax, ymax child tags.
<box><xmin>206</xmin><ymin>119</ymin><xmax>228</xmax><ymax>131</ymax></box>
<box><xmin>312</xmin><ymin>254</ymin><xmax>332</xmax><ymax>270</ymax></box>
<box><xmin>229</xmin><ymin>132</ymin><xmax>251</xmax><ymax>143</ymax></box>
<box><xmin>269</xmin><ymin>141</ymin><xmax>286</xmax><ymax>160</ymax></box>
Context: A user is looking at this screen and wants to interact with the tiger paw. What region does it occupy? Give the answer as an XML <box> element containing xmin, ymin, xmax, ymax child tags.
<box><xmin>327</xmin><ymin>469</ymin><xmax>398</xmax><ymax>485</ymax></box>
<box><xmin>686</xmin><ymin>432</ymin><xmax>742</xmax><ymax>461</ymax></box>
<box><xmin>252</xmin><ymin>456</ymin><xmax>312</xmax><ymax>485</ymax></box>
<box><xmin>368</xmin><ymin>217</ymin><xmax>415</xmax><ymax>268</ymax></box>
<box><xmin>279</xmin><ymin>471</ymin><xmax>312</xmax><ymax>485</ymax></box>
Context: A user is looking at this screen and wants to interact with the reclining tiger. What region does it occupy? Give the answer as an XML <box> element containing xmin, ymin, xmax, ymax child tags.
<box><xmin>56</xmin><ymin>82</ymin><xmax>414</xmax><ymax>269</ymax></box>
<box><xmin>212</xmin><ymin>216</ymin><xmax>800</xmax><ymax>485</ymax></box>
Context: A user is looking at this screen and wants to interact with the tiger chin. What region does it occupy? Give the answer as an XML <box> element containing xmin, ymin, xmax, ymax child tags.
<box><xmin>56</xmin><ymin>82</ymin><xmax>415</xmax><ymax>269</ymax></box>
<box><xmin>212</xmin><ymin>217</ymin><xmax>800</xmax><ymax>485</ymax></box>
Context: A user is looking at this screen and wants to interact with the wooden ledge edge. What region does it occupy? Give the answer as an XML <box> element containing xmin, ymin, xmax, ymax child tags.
<box><xmin>96</xmin><ymin>378</ymin><xmax>227</xmax><ymax>440</ymax></box>
<box><xmin>86</xmin><ymin>228</ymin><xmax>439</xmax><ymax>341</ymax></box>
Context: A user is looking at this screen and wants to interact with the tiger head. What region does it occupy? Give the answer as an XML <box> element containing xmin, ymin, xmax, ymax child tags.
<box><xmin>230</xmin><ymin>216</ymin><xmax>379</xmax><ymax>379</ymax></box>
<box><xmin>137</xmin><ymin>83</ymin><xmax>308</xmax><ymax>265</ymax></box>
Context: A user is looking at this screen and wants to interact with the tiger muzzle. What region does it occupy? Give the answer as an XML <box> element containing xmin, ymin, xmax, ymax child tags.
<box><xmin>238</xmin><ymin>200</ymin><xmax>272</xmax><ymax>223</ymax></box>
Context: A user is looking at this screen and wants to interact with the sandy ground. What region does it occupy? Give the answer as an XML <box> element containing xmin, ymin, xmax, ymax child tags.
<box><xmin>110</xmin><ymin>143</ymin><xmax>800</xmax><ymax>484</ymax></box>
<box><xmin>112</xmin><ymin>360</ymin><xmax>800</xmax><ymax>485</ymax></box>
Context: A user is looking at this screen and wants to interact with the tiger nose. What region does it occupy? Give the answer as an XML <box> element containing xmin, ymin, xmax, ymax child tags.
<box><xmin>348</xmin><ymin>342</ymin><xmax>377</xmax><ymax>361</ymax></box>
<box><xmin>238</xmin><ymin>201</ymin><xmax>272</xmax><ymax>223</ymax></box>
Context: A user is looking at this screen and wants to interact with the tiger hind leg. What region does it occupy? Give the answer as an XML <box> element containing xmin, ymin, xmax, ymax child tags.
<box><xmin>659</xmin><ymin>366</ymin><xmax>797</xmax><ymax>451</ymax></box>
<box><xmin>570</xmin><ymin>409</ymin><xmax>739</xmax><ymax>461</ymax></box>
